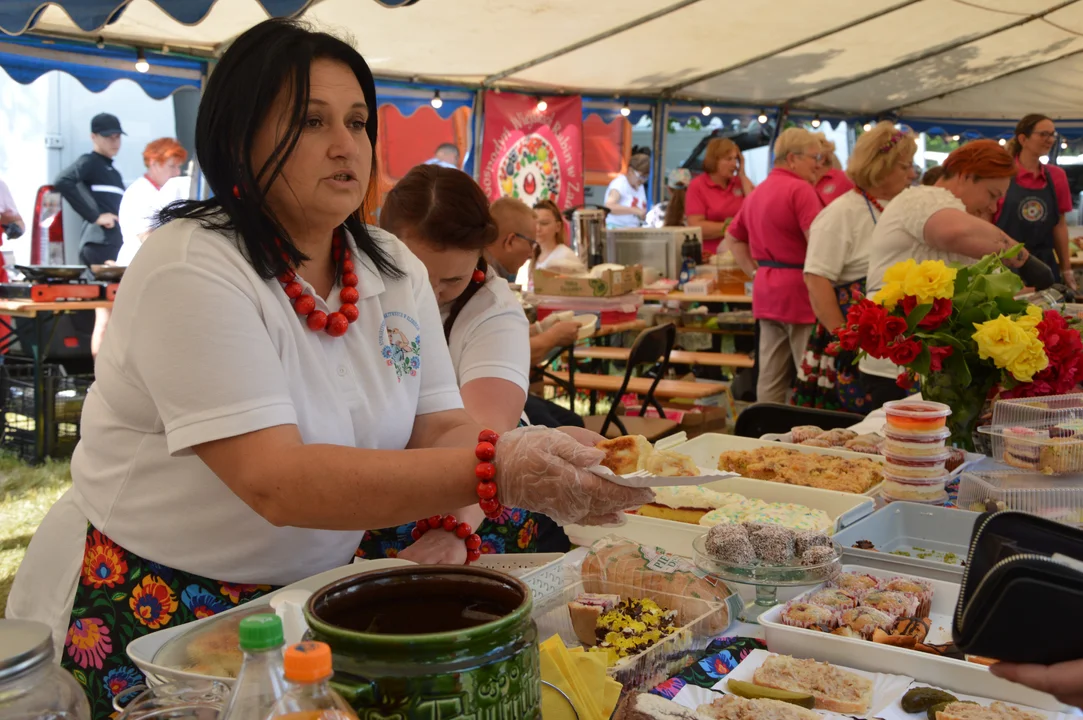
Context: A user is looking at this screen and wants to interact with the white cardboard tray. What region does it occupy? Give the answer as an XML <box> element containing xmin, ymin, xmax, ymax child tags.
<box><xmin>759</xmin><ymin>564</ymin><xmax>1068</xmax><ymax>712</ymax></box>
<box><xmin>761</xmin><ymin>432</ymin><xmax>985</xmax><ymax>480</ymax></box>
<box><xmin>669</xmin><ymin>433</ymin><xmax>885</xmax><ymax>496</ymax></box>
<box><xmin>565</xmin><ymin>476</ymin><xmax>875</xmax><ymax>558</ymax></box>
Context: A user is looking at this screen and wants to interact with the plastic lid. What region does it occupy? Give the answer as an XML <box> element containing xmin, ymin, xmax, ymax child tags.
<box><xmin>238</xmin><ymin>614</ymin><xmax>284</xmax><ymax>651</ymax></box>
<box><xmin>283</xmin><ymin>641</ymin><xmax>333</xmax><ymax>683</ymax></box>
<box><xmin>883</xmin><ymin>400</ymin><xmax>952</xmax><ymax>418</ymax></box>
<box><xmin>883</xmin><ymin>491</ymin><xmax>949</xmax><ymax>505</ymax></box>
<box><xmin>882</xmin><ymin>426</ymin><xmax>952</xmax><ymax>442</ymax></box>
<box><xmin>882</xmin><ymin>469</ymin><xmax>950</xmax><ymax>485</ymax></box>
<box><xmin>882</xmin><ymin>449</ymin><xmax>952</xmax><ymax>464</ymax></box>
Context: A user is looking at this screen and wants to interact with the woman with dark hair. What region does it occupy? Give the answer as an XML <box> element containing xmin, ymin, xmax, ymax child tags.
<box><xmin>7</xmin><ymin>19</ymin><xmax>649</xmax><ymax>715</ymax></box>
<box><xmin>362</xmin><ymin>165</ymin><xmax>569</xmax><ymax>556</ymax></box>
<box><xmin>645</xmin><ymin>168</ymin><xmax>691</xmax><ymax>228</ymax></box>
<box><xmin>996</xmin><ymin>114</ymin><xmax>1076</xmax><ymax>289</ymax></box>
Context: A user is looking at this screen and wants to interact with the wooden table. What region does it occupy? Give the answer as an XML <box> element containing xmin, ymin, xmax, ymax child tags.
<box><xmin>591</xmin><ymin>319</ymin><xmax>647</xmax><ymax>338</ymax></box>
<box><xmin>569</xmin><ymin>346</ymin><xmax>755</xmax><ymax>369</ymax></box>
<box><xmin>543</xmin><ymin>371</ymin><xmax>726</xmax><ymax>400</ymax></box>
<box><xmin>640</xmin><ymin>291</ymin><xmax>752</xmax><ymax>304</ymax></box>
<box><xmin>0</xmin><ymin>298</ymin><xmax>113</xmax><ymax>461</ymax></box>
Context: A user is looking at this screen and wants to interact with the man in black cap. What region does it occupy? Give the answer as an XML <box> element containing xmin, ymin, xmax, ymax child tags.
<box><xmin>54</xmin><ymin>113</ymin><xmax>127</xmax><ymax>265</ymax></box>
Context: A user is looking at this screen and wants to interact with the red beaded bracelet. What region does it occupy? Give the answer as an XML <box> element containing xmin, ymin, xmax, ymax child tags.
<box><xmin>475</xmin><ymin>429</ymin><xmax>503</xmax><ymax>520</ymax></box>
<box><xmin>411</xmin><ymin>513</ymin><xmax>482</xmax><ymax>564</ymax></box>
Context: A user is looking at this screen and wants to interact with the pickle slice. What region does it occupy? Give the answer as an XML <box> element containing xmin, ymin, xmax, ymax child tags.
<box><xmin>726</xmin><ymin>679</ymin><xmax>816</xmax><ymax>709</ymax></box>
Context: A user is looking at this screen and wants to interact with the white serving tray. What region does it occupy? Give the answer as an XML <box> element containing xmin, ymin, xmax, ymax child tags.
<box><xmin>761</xmin><ymin>432</ymin><xmax>986</xmax><ymax>480</ymax></box>
<box><xmin>878</xmin><ymin>681</ymin><xmax>1073</xmax><ymax>720</ymax></box>
<box><xmin>565</xmin><ymin>476</ymin><xmax>875</xmax><ymax>558</ymax></box>
<box><xmin>669</xmin><ymin>433</ymin><xmax>885</xmax><ymax>496</ymax></box>
<box><xmin>759</xmin><ymin>564</ymin><xmax>1068</xmax><ymax>712</ymax></box>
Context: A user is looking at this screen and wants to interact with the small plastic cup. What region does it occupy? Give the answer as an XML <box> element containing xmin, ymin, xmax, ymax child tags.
<box><xmin>883</xmin><ymin>400</ymin><xmax>952</xmax><ymax>435</ymax></box>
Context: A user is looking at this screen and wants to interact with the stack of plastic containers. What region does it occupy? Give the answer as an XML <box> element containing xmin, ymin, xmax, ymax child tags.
<box><xmin>880</xmin><ymin>400</ymin><xmax>953</xmax><ymax>504</ymax></box>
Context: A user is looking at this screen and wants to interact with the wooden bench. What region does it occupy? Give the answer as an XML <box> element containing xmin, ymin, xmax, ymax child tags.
<box><xmin>543</xmin><ymin>371</ymin><xmax>726</xmax><ymax>400</ymax></box>
<box><xmin>568</xmin><ymin>346</ymin><xmax>754</xmax><ymax>369</ymax></box>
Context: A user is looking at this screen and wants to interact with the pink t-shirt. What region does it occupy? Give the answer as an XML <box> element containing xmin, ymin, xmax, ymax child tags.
<box><xmin>816</xmin><ymin>168</ymin><xmax>854</xmax><ymax>206</ymax></box>
<box><xmin>728</xmin><ymin>168</ymin><xmax>822</xmax><ymax>324</ymax></box>
<box><xmin>993</xmin><ymin>160</ymin><xmax>1073</xmax><ymax>222</ymax></box>
<box><xmin>686</xmin><ymin>173</ymin><xmax>746</xmax><ymax>254</ymax></box>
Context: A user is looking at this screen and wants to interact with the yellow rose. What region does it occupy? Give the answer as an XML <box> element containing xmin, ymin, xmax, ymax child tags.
<box><xmin>882</xmin><ymin>259</ymin><xmax>917</xmax><ymax>287</ymax></box>
<box><xmin>901</xmin><ymin>260</ymin><xmax>958</xmax><ymax>305</ymax></box>
<box><xmin>972</xmin><ymin>316</ymin><xmax>1030</xmax><ymax>369</ymax></box>
<box><xmin>1015</xmin><ymin>304</ymin><xmax>1044</xmax><ymax>331</ymax></box>
<box><xmin>872</xmin><ymin>281</ymin><xmax>905</xmax><ymax>310</ymax></box>
<box><xmin>1006</xmin><ymin>331</ymin><xmax>1049</xmax><ymax>383</ymax></box>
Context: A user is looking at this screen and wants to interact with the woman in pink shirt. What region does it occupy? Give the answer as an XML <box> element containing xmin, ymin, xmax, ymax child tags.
<box><xmin>686</xmin><ymin>138</ymin><xmax>755</xmax><ymax>255</ymax></box>
<box><xmin>722</xmin><ymin>128</ymin><xmax>826</xmax><ymax>404</ymax></box>
<box><xmin>814</xmin><ymin>133</ymin><xmax>854</xmax><ymax>205</ymax></box>
<box><xmin>996</xmin><ymin>114</ymin><xmax>1076</xmax><ymax>289</ymax></box>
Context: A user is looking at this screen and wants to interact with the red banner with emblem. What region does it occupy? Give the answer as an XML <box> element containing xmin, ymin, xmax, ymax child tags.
<box><xmin>479</xmin><ymin>92</ymin><xmax>584</xmax><ymax>211</ymax></box>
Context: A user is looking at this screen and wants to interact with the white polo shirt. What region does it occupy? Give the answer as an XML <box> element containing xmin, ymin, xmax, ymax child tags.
<box><xmin>442</xmin><ymin>271</ymin><xmax>530</xmax><ymax>392</ymax></box>
<box><xmin>9</xmin><ymin>219</ymin><xmax>463</xmax><ymax>649</ymax></box>
<box><xmin>804</xmin><ymin>189</ymin><xmax>879</xmax><ymax>285</ymax></box>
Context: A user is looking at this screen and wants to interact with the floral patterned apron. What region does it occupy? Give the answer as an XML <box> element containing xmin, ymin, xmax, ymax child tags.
<box><xmin>61</xmin><ymin>524</ymin><xmax>279</xmax><ymax>718</ymax></box>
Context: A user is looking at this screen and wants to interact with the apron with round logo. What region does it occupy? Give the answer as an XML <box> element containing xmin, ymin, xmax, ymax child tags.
<box><xmin>996</xmin><ymin>168</ymin><xmax>1062</xmax><ymax>283</ymax></box>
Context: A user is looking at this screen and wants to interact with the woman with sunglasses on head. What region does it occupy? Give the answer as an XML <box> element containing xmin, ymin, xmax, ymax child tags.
<box><xmin>7</xmin><ymin>20</ymin><xmax>650</xmax><ymax>715</ymax></box>
<box><xmin>604</xmin><ymin>153</ymin><xmax>652</xmax><ymax>228</ymax></box>
<box><xmin>995</xmin><ymin>114</ymin><xmax>1076</xmax><ymax>290</ymax></box>
<box><xmin>359</xmin><ymin>165</ymin><xmax>570</xmax><ymax>560</ymax></box>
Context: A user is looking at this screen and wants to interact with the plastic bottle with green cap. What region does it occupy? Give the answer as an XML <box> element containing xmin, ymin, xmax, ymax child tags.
<box><xmin>267</xmin><ymin>641</ymin><xmax>358</xmax><ymax>720</ymax></box>
<box><xmin>221</xmin><ymin>614</ymin><xmax>289</xmax><ymax>720</ymax></box>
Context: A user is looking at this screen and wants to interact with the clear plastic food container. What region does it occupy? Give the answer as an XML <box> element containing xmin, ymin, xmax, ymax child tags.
<box><xmin>882</xmin><ymin>400</ymin><xmax>952</xmax><ymax>435</ymax></box>
<box><xmin>957</xmin><ymin>470</ymin><xmax>1083</xmax><ymax>525</ymax></box>
<box><xmin>882</xmin><ymin>427</ymin><xmax>951</xmax><ymax>458</ymax></box>
<box><xmin>882</xmin><ymin>475</ymin><xmax>949</xmax><ymax>503</ymax></box>
<box><xmin>532</xmin><ymin>579</ymin><xmax>726</xmax><ymax>693</ymax></box>
<box><xmin>881</xmin><ymin>458</ymin><xmax>951</xmax><ymax>481</ymax></box>
<box><xmin>979</xmin><ymin>392</ymin><xmax>1083</xmax><ymax>475</ymax></box>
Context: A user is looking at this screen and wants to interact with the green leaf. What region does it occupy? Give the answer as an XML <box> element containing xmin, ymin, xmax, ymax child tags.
<box><xmin>906</xmin><ymin>303</ymin><xmax>933</xmax><ymax>332</ymax></box>
<box><xmin>985</xmin><ymin>269</ymin><xmax>1024</xmax><ymax>298</ymax></box>
<box><xmin>910</xmin><ymin>347</ymin><xmax>932</xmax><ymax>376</ymax></box>
<box><xmin>925</xmin><ymin>332</ymin><xmax>967</xmax><ymax>351</ymax></box>
<box><xmin>129</xmin><ymin>567</ymin><xmax>141</xmax><ymax>581</ymax></box>
<box><xmin>112</xmin><ymin>592</ymin><xmax>128</xmax><ymax>602</ymax></box>
<box><xmin>72</xmin><ymin>669</ymin><xmax>88</xmax><ymax>687</ymax></box>
<box><xmin>71</xmin><ymin>605</ymin><xmax>87</xmax><ymax>618</ymax></box>
<box><xmin>944</xmin><ymin>346</ymin><xmax>973</xmax><ymax>386</ymax></box>
<box><xmin>994</xmin><ymin>296</ymin><xmax>1027</xmax><ymax>316</ymax></box>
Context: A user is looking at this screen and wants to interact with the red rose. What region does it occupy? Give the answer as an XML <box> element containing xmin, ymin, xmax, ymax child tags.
<box><xmin>887</xmin><ymin>338</ymin><xmax>922</xmax><ymax>365</ymax></box>
<box><xmin>836</xmin><ymin>328</ymin><xmax>859</xmax><ymax>351</ymax></box>
<box><xmin>854</xmin><ymin>303</ymin><xmax>891</xmax><ymax>358</ymax></box>
<box><xmin>928</xmin><ymin>344</ymin><xmax>954</xmax><ymax>372</ymax></box>
<box><xmin>896</xmin><ymin>372</ymin><xmax>915</xmax><ymax>390</ymax></box>
<box><xmin>883</xmin><ymin>316</ymin><xmax>907</xmax><ymax>340</ymax></box>
<box><xmin>899</xmin><ymin>296</ymin><xmax>953</xmax><ymax>330</ymax></box>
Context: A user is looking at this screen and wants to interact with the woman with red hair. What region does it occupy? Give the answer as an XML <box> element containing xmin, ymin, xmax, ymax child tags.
<box><xmin>858</xmin><ymin>140</ymin><xmax>1044</xmax><ymax>407</ymax></box>
<box><xmin>117</xmin><ymin>137</ymin><xmax>187</xmax><ymax>264</ymax></box>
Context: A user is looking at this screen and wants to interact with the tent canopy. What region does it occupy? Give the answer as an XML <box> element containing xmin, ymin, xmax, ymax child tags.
<box><xmin>8</xmin><ymin>0</ymin><xmax>1083</xmax><ymax>127</ymax></box>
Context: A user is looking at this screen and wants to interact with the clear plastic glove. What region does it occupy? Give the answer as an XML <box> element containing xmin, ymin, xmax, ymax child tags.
<box><xmin>495</xmin><ymin>426</ymin><xmax>653</xmax><ymax>526</ymax></box>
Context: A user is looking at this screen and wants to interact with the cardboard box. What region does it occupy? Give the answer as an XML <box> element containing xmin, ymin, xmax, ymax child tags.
<box><xmin>533</xmin><ymin>265</ymin><xmax>643</xmax><ymax>298</ymax></box>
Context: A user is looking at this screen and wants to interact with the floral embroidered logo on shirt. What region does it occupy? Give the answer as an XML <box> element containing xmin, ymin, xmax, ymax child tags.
<box><xmin>380</xmin><ymin>311</ymin><xmax>421</xmax><ymax>382</ymax></box>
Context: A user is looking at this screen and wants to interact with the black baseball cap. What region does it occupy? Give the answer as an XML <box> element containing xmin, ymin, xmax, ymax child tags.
<box><xmin>91</xmin><ymin>113</ymin><xmax>125</xmax><ymax>137</ymax></box>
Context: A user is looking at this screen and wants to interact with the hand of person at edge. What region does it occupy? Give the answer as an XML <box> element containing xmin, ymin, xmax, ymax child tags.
<box><xmin>1063</xmin><ymin>271</ymin><xmax>1078</xmax><ymax>291</ymax></box>
<box><xmin>495</xmin><ymin>426</ymin><xmax>653</xmax><ymax>526</ymax></box>
<box><xmin>398</xmin><ymin>526</ymin><xmax>468</xmax><ymax>565</ymax></box>
<box><xmin>991</xmin><ymin>659</ymin><xmax>1083</xmax><ymax>708</ymax></box>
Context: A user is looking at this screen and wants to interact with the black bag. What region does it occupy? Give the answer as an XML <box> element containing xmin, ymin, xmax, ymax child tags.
<box><xmin>953</xmin><ymin>511</ymin><xmax>1083</xmax><ymax>665</ymax></box>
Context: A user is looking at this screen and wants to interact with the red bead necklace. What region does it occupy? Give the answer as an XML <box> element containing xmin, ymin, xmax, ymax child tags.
<box><xmin>854</xmin><ymin>187</ymin><xmax>885</xmax><ymax>213</ymax></box>
<box><xmin>278</xmin><ymin>230</ymin><xmax>359</xmax><ymax>338</ymax></box>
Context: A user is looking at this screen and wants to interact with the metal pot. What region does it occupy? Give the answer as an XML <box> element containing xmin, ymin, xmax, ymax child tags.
<box><xmin>569</xmin><ymin>207</ymin><xmax>608</xmax><ymax>268</ymax></box>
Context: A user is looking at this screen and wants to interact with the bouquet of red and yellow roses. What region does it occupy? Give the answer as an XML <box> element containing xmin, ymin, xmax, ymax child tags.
<box><xmin>831</xmin><ymin>251</ymin><xmax>1083</xmax><ymax>448</ymax></box>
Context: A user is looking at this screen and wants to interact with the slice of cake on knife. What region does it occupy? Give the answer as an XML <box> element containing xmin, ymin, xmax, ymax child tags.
<box><xmin>638</xmin><ymin>486</ymin><xmax>745</xmax><ymax>524</ymax></box>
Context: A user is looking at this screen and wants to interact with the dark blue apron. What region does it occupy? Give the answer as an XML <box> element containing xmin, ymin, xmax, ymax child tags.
<box><xmin>996</xmin><ymin>167</ymin><xmax>1062</xmax><ymax>283</ymax></box>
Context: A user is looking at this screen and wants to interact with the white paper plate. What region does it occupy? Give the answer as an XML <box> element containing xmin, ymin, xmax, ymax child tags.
<box><xmin>589</xmin><ymin>465</ymin><xmax>740</xmax><ymax>487</ymax></box>
<box><xmin>878</xmin><ymin>682</ymin><xmax>1072</xmax><ymax>720</ymax></box>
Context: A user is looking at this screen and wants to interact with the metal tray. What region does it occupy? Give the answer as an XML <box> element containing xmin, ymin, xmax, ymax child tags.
<box><xmin>565</xmin><ymin>476</ymin><xmax>874</xmax><ymax>558</ymax></box>
<box><xmin>669</xmin><ymin>433</ymin><xmax>885</xmax><ymax>496</ymax></box>
<box><xmin>834</xmin><ymin>503</ymin><xmax>980</xmax><ymax>582</ymax></box>
<box><xmin>759</xmin><ymin>564</ymin><xmax>1067</xmax><ymax>712</ymax></box>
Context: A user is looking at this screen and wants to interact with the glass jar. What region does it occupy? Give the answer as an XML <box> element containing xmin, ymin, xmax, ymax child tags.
<box><xmin>0</xmin><ymin>619</ymin><xmax>90</xmax><ymax>720</ymax></box>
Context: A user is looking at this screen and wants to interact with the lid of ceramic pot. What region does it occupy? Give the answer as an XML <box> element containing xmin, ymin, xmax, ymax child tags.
<box><xmin>0</xmin><ymin>619</ymin><xmax>53</xmax><ymax>681</ymax></box>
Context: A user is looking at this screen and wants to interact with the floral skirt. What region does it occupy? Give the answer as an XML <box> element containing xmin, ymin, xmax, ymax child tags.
<box><xmin>793</xmin><ymin>280</ymin><xmax>874</xmax><ymax>414</ymax></box>
<box><xmin>61</xmin><ymin>524</ymin><xmax>278</xmax><ymax>719</ymax></box>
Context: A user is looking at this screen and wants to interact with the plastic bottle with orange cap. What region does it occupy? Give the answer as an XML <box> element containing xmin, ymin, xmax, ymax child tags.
<box><xmin>266</xmin><ymin>641</ymin><xmax>359</xmax><ymax>720</ymax></box>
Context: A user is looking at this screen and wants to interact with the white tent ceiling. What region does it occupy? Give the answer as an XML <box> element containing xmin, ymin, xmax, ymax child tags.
<box><xmin>22</xmin><ymin>0</ymin><xmax>1083</xmax><ymax>120</ymax></box>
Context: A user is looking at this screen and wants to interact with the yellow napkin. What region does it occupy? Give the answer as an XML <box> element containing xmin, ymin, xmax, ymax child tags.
<box><xmin>539</xmin><ymin>635</ymin><xmax>623</xmax><ymax>720</ymax></box>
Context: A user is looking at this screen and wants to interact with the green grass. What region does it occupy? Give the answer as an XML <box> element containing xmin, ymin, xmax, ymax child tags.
<box><xmin>0</xmin><ymin>455</ymin><xmax>72</xmax><ymax>617</ymax></box>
